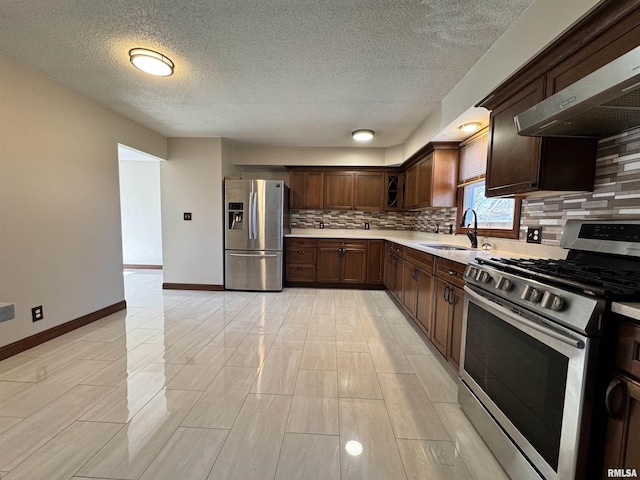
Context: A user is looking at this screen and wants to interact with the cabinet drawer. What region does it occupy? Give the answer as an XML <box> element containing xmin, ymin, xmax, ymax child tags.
<box><xmin>318</xmin><ymin>239</ymin><xmax>367</xmax><ymax>249</ymax></box>
<box><xmin>286</xmin><ymin>248</ymin><xmax>317</xmax><ymax>264</ymax></box>
<box><xmin>616</xmin><ymin>320</ymin><xmax>640</xmax><ymax>379</ymax></box>
<box><xmin>286</xmin><ymin>238</ymin><xmax>317</xmax><ymax>249</ymax></box>
<box><xmin>387</xmin><ymin>242</ymin><xmax>404</xmax><ymax>257</ymax></box>
<box><xmin>434</xmin><ymin>257</ymin><xmax>466</xmax><ymax>288</ymax></box>
<box><xmin>286</xmin><ymin>264</ymin><xmax>316</xmax><ymax>282</ymax></box>
<box><xmin>404</xmin><ymin>247</ymin><xmax>434</xmax><ymax>274</ymax></box>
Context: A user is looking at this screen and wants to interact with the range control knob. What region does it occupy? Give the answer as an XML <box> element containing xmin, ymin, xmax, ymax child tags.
<box><xmin>466</xmin><ymin>266</ymin><xmax>478</xmax><ymax>279</ymax></box>
<box><xmin>521</xmin><ymin>285</ymin><xmax>542</xmax><ymax>303</ymax></box>
<box><xmin>496</xmin><ymin>277</ymin><xmax>512</xmax><ymax>291</ymax></box>
<box><xmin>477</xmin><ymin>271</ymin><xmax>492</xmax><ymax>284</ymax></box>
<box><xmin>541</xmin><ymin>292</ymin><xmax>564</xmax><ymax>311</ymax></box>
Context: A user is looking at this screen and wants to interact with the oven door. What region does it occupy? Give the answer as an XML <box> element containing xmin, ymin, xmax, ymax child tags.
<box><xmin>460</xmin><ymin>285</ymin><xmax>592</xmax><ymax>480</ymax></box>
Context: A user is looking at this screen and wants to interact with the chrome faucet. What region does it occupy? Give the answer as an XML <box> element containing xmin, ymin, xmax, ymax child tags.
<box><xmin>460</xmin><ymin>209</ymin><xmax>478</xmax><ymax>248</ymax></box>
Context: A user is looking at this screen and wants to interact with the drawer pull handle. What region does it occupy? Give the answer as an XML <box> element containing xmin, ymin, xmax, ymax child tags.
<box><xmin>297</xmin><ymin>251</ymin><xmax>305</xmax><ymax>254</ymax></box>
<box><xmin>447</xmin><ymin>270</ymin><xmax>458</xmax><ymax>276</ymax></box>
<box><xmin>605</xmin><ymin>378</ymin><xmax>625</xmax><ymax>419</ymax></box>
<box><xmin>297</xmin><ymin>267</ymin><xmax>305</xmax><ymax>271</ymax></box>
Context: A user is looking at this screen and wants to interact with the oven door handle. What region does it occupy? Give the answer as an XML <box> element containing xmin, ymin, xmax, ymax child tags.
<box><xmin>464</xmin><ymin>286</ymin><xmax>585</xmax><ymax>349</ymax></box>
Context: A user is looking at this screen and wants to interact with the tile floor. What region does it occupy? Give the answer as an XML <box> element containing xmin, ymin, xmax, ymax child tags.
<box><xmin>0</xmin><ymin>270</ymin><xmax>511</xmax><ymax>480</ymax></box>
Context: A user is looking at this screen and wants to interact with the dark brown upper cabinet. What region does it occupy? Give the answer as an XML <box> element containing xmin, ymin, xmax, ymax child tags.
<box><xmin>478</xmin><ymin>0</ymin><xmax>640</xmax><ymax>197</ymax></box>
<box><xmin>354</xmin><ymin>172</ymin><xmax>385</xmax><ymax>211</ymax></box>
<box><xmin>323</xmin><ymin>171</ymin><xmax>355</xmax><ymax>210</ymax></box>
<box><xmin>289</xmin><ymin>171</ymin><xmax>324</xmax><ymax>209</ymax></box>
<box><xmin>403</xmin><ymin>143</ymin><xmax>458</xmax><ymax>210</ymax></box>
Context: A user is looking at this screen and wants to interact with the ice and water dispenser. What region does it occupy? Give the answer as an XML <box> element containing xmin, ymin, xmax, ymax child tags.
<box><xmin>228</xmin><ymin>202</ymin><xmax>244</xmax><ymax>230</ymax></box>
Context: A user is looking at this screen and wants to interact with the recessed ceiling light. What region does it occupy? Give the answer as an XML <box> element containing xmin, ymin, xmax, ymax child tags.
<box><xmin>352</xmin><ymin>129</ymin><xmax>375</xmax><ymax>142</ymax></box>
<box><xmin>129</xmin><ymin>48</ymin><xmax>174</xmax><ymax>77</ymax></box>
<box><xmin>458</xmin><ymin>122</ymin><xmax>481</xmax><ymax>133</ymax></box>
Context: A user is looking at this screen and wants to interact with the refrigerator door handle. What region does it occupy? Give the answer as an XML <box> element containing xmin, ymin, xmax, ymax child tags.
<box><xmin>247</xmin><ymin>192</ymin><xmax>253</xmax><ymax>240</ymax></box>
<box><xmin>229</xmin><ymin>253</ymin><xmax>278</xmax><ymax>258</ymax></box>
<box><xmin>251</xmin><ymin>191</ymin><xmax>258</xmax><ymax>240</ymax></box>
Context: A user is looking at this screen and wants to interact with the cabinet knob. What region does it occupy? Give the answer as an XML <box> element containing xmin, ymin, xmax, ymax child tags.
<box><xmin>297</xmin><ymin>251</ymin><xmax>305</xmax><ymax>254</ymax></box>
<box><xmin>297</xmin><ymin>267</ymin><xmax>305</xmax><ymax>271</ymax></box>
<box><xmin>447</xmin><ymin>270</ymin><xmax>458</xmax><ymax>276</ymax></box>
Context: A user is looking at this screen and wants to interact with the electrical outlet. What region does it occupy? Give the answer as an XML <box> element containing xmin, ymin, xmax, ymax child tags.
<box><xmin>526</xmin><ymin>226</ymin><xmax>542</xmax><ymax>244</ymax></box>
<box><xmin>31</xmin><ymin>305</ymin><xmax>43</xmax><ymax>322</ymax></box>
<box><xmin>183</xmin><ymin>212</ymin><xmax>192</xmax><ymax>221</ymax></box>
<box><xmin>319</xmin><ymin>221</ymin><xmax>324</xmax><ymax>229</ymax></box>
<box><xmin>364</xmin><ymin>222</ymin><xmax>370</xmax><ymax>230</ymax></box>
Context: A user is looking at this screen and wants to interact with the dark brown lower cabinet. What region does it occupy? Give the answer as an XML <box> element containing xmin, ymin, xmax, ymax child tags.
<box><xmin>603</xmin><ymin>374</ymin><xmax>640</xmax><ymax>475</ymax></box>
<box><xmin>316</xmin><ymin>240</ymin><xmax>367</xmax><ymax>284</ymax></box>
<box><xmin>366</xmin><ymin>240</ymin><xmax>384</xmax><ymax>284</ymax></box>
<box><xmin>317</xmin><ymin>247</ymin><xmax>341</xmax><ymax>283</ymax></box>
<box><xmin>432</xmin><ymin>277</ymin><xmax>464</xmax><ymax>369</ymax></box>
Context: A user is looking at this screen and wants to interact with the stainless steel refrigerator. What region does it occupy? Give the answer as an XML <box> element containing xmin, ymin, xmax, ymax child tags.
<box><xmin>224</xmin><ymin>179</ymin><xmax>289</xmax><ymax>291</ymax></box>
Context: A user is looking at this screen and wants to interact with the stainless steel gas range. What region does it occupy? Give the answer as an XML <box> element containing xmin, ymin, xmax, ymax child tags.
<box><xmin>459</xmin><ymin>220</ymin><xmax>640</xmax><ymax>480</ymax></box>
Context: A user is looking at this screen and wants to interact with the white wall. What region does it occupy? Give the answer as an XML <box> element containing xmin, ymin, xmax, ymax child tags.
<box><xmin>0</xmin><ymin>51</ymin><xmax>167</xmax><ymax>349</ymax></box>
<box><xmin>118</xmin><ymin>159</ymin><xmax>163</xmax><ymax>266</ymax></box>
<box><xmin>161</xmin><ymin>138</ymin><xmax>224</xmax><ymax>285</ymax></box>
<box><xmin>233</xmin><ymin>146</ymin><xmax>386</xmax><ymax>167</ymax></box>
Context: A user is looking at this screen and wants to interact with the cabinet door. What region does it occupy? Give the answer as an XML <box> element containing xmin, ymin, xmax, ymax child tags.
<box><xmin>404</xmin><ymin>164</ymin><xmax>418</xmax><ymax>210</ymax></box>
<box><xmin>317</xmin><ymin>248</ymin><xmax>341</xmax><ymax>282</ymax></box>
<box><xmin>447</xmin><ymin>285</ymin><xmax>464</xmax><ymax>371</ymax></box>
<box><xmin>384</xmin><ymin>172</ymin><xmax>402</xmax><ymax>211</ymax></box>
<box><xmin>355</xmin><ymin>172</ymin><xmax>385</xmax><ymax>211</ymax></box>
<box><xmin>392</xmin><ymin>256</ymin><xmax>404</xmax><ymax>301</ymax></box>
<box><xmin>603</xmin><ymin>375</ymin><xmax>640</xmax><ymax>474</ymax></box>
<box><xmin>416</xmin><ymin>154</ymin><xmax>433</xmax><ymax>207</ymax></box>
<box><xmin>324</xmin><ymin>172</ymin><xmax>355</xmax><ymax>209</ymax></box>
<box><xmin>384</xmin><ymin>248</ymin><xmax>395</xmax><ymax>292</ymax></box>
<box><xmin>415</xmin><ymin>269</ymin><xmax>433</xmax><ymax>337</ymax></box>
<box><xmin>290</xmin><ymin>172</ymin><xmax>306</xmax><ymax>209</ymax></box>
<box><xmin>431</xmin><ymin>278</ymin><xmax>450</xmax><ymax>356</ymax></box>
<box><xmin>342</xmin><ymin>249</ymin><xmax>368</xmax><ymax>283</ymax></box>
<box><xmin>366</xmin><ymin>240</ymin><xmax>384</xmax><ymax>284</ymax></box>
<box><xmin>402</xmin><ymin>262</ymin><xmax>418</xmax><ymax>317</ymax></box>
<box><xmin>306</xmin><ymin>172</ymin><xmax>324</xmax><ymax>209</ymax></box>
<box><xmin>486</xmin><ymin>77</ymin><xmax>545</xmax><ymax>197</ymax></box>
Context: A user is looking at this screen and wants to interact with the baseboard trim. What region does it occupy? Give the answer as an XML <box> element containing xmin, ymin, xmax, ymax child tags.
<box><xmin>285</xmin><ymin>282</ymin><xmax>385</xmax><ymax>290</ymax></box>
<box><xmin>162</xmin><ymin>283</ymin><xmax>225</xmax><ymax>291</ymax></box>
<box><xmin>123</xmin><ymin>264</ymin><xmax>163</xmax><ymax>270</ymax></box>
<box><xmin>0</xmin><ymin>300</ymin><xmax>127</xmax><ymax>361</ymax></box>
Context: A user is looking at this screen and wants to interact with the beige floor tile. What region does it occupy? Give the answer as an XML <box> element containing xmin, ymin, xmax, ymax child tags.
<box><xmin>3</xmin><ymin>421</ymin><xmax>122</xmax><ymax>480</ymax></box>
<box><xmin>165</xmin><ymin>346</ymin><xmax>236</xmax><ymax>391</ymax></box>
<box><xmin>0</xmin><ymin>356</ymin><xmax>34</xmax><ymax>376</ymax></box>
<box><xmin>0</xmin><ymin>359</ymin><xmax>110</xmax><ymax>417</ymax></box>
<box><xmin>377</xmin><ymin>373</ymin><xmax>449</xmax><ymax>440</ymax></box>
<box><xmin>291</xmin><ymin>295</ymin><xmax>316</xmax><ymax>307</ymax></box>
<box><xmin>0</xmin><ymin>341</ymin><xmax>105</xmax><ymax>382</ymax></box>
<box><xmin>335</xmin><ymin>307</ymin><xmax>361</xmax><ymax>326</ymax></box>
<box><xmin>337</xmin><ymin>352</ymin><xmax>382</xmax><ymax>399</ymax></box>
<box><xmin>275</xmin><ymin>433</ymin><xmax>341</xmax><ymax>480</ymax></box>
<box><xmin>144</xmin><ymin>321</ymin><xmax>199</xmax><ymax>345</ymax></box>
<box><xmin>434</xmin><ymin>403</ymin><xmax>510</xmax><ymax>480</ymax></box>
<box><xmin>0</xmin><ymin>381</ymin><xmax>31</xmax><ymax>403</ymax></box>
<box><xmin>81</xmin><ymin>328</ymin><xmax>159</xmax><ymax>361</ymax></box>
<box><xmin>406</xmin><ymin>354</ymin><xmax>458</xmax><ymax>403</ymax></box>
<box><xmin>152</xmin><ymin>330</ymin><xmax>218</xmax><ymax>364</ymax></box>
<box><xmin>335</xmin><ymin>293</ymin><xmax>357</xmax><ymax>308</ymax></box>
<box><xmin>388</xmin><ymin>323</ymin><xmax>436</xmax><ymax>355</ymax></box>
<box><xmin>181</xmin><ymin>366</ymin><xmax>258</xmax><ymax>429</ymax></box>
<box><xmin>250</xmin><ymin>312</ymin><xmax>285</xmax><ymax>334</ymax></box>
<box><xmin>194</xmin><ymin>310</ymin><xmax>239</xmax><ymax>332</ymax></box>
<box><xmin>79</xmin><ymin>343</ymin><xmax>171</xmax><ymax>387</ymax></box>
<box><xmin>287</xmin><ymin>369</ymin><xmax>339</xmax><ymax>435</ymax></box>
<box><xmin>77</xmin><ymin>389</ymin><xmax>201</xmax><ymax>480</ymax></box>
<box><xmin>224</xmin><ymin>318</ymin><xmax>261</xmax><ymax>333</ymax></box>
<box><xmin>0</xmin><ymin>384</ymin><xmax>114</xmax><ymax>471</ymax></box>
<box><xmin>139</xmin><ymin>427</ymin><xmax>228</xmax><ymax>480</ymax></box>
<box><xmin>308</xmin><ymin>314</ymin><xmax>337</xmax><ymax>337</ymax></box>
<box><xmin>226</xmin><ymin>333</ymin><xmax>275</xmax><ymax>368</ymax></box>
<box><xmin>397</xmin><ymin>439</ymin><xmax>473</xmax><ymax>480</ymax></box>
<box><xmin>0</xmin><ymin>417</ymin><xmax>22</xmax><ymax>435</ymax></box>
<box><xmin>284</xmin><ymin>304</ymin><xmax>313</xmax><ymax>323</ymax></box>
<box><xmin>336</xmin><ymin>324</ymin><xmax>369</xmax><ymax>353</ymax></box>
<box><xmin>77</xmin><ymin>322</ymin><xmax>128</xmax><ymax>342</ymax></box>
<box><xmin>271</xmin><ymin>323</ymin><xmax>308</xmax><ymax>350</ymax></box>
<box><xmin>251</xmin><ymin>348</ymin><xmax>302</xmax><ymax>395</ymax></box>
<box><xmin>367</xmin><ymin>338</ymin><xmax>413</xmax><ymax>374</ymax></box>
<box><xmin>311</xmin><ymin>296</ymin><xmax>335</xmax><ymax>315</ymax></box>
<box><xmin>80</xmin><ymin>367</ymin><xmax>185</xmax><ymax>423</ymax></box>
<box><xmin>356</xmin><ymin>302</ymin><xmax>382</xmax><ymax>318</ymax></box>
<box><xmin>264</xmin><ymin>296</ymin><xmax>295</xmax><ymax>313</ymax></box>
<box><xmin>379</xmin><ymin>306</ymin><xmax>410</xmax><ymax>325</ymax></box>
<box><xmin>360</xmin><ymin>315</ymin><xmax>394</xmax><ymax>339</ymax></box>
<box><xmin>207</xmin><ymin>329</ymin><xmax>247</xmax><ymax>347</ymax></box>
<box><xmin>371</xmin><ymin>292</ymin><xmax>397</xmax><ymax>310</ymax></box>
<box><xmin>207</xmin><ymin>394</ymin><xmax>291</xmax><ymax>480</ymax></box>
<box><xmin>300</xmin><ymin>338</ymin><xmax>337</xmax><ymax>370</ymax></box>
<box><xmin>339</xmin><ymin>398</ymin><xmax>407</xmax><ymax>480</ymax></box>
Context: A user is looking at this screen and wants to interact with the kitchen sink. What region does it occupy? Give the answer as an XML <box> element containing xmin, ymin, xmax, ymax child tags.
<box><xmin>419</xmin><ymin>243</ymin><xmax>469</xmax><ymax>251</ymax></box>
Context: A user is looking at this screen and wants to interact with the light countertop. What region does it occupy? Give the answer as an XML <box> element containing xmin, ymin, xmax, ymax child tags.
<box><xmin>612</xmin><ymin>302</ymin><xmax>640</xmax><ymax>321</ymax></box>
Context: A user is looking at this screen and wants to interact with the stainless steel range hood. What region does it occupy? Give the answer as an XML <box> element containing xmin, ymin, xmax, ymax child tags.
<box><xmin>515</xmin><ymin>45</ymin><xmax>640</xmax><ymax>138</ymax></box>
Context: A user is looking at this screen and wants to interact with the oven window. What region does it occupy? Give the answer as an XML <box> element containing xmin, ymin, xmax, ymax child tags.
<box><xmin>465</xmin><ymin>302</ymin><xmax>568</xmax><ymax>471</ymax></box>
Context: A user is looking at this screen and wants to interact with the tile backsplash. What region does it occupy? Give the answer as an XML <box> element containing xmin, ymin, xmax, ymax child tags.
<box><xmin>291</xmin><ymin>126</ymin><xmax>640</xmax><ymax>245</ymax></box>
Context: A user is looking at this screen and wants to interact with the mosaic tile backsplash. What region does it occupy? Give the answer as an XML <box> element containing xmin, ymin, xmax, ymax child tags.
<box><xmin>291</xmin><ymin>126</ymin><xmax>640</xmax><ymax>245</ymax></box>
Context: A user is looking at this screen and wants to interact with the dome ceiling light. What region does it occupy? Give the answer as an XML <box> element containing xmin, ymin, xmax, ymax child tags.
<box><xmin>458</xmin><ymin>122</ymin><xmax>481</xmax><ymax>133</ymax></box>
<box><xmin>129</xmin><ymin>48</ymin><xmax>174</xmax><ymax>77</ymax></box>
<box><xmin>352</xmin><ymin>129</ymin><xmax>375</xmax><ymax>142</ymax></box>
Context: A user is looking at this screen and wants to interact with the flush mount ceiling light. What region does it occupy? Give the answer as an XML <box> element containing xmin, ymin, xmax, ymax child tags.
<box><xmin>345</xmin><ymin>440</ymin><xmax>363</xmax><ymax>456</ymax></box>
<box><xmin>129</xmin><ymin>48</ymin><xmax>174</xmax><ymax>77</ymax></box>
<box><xmin>458</xmin><ymin>122</ymin><xmax>481</xmax><ymax>133</ymax></box>
<box><xmin>352</xmin><ymin>129</ymin><xmax>375</xmax><ymax>142</ymax></box>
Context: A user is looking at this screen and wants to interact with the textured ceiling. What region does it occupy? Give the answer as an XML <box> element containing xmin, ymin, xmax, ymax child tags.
<box><xmin>0</xmin><ymin>0</ymin><xmax>534</xmax><ymax>147</ymax></box>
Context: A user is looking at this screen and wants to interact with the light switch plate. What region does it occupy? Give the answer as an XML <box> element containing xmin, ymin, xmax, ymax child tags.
<box><xmin>526</xmin><ymin>226</ymin><xmax>542</xmax><ymax>244</ymax></box>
